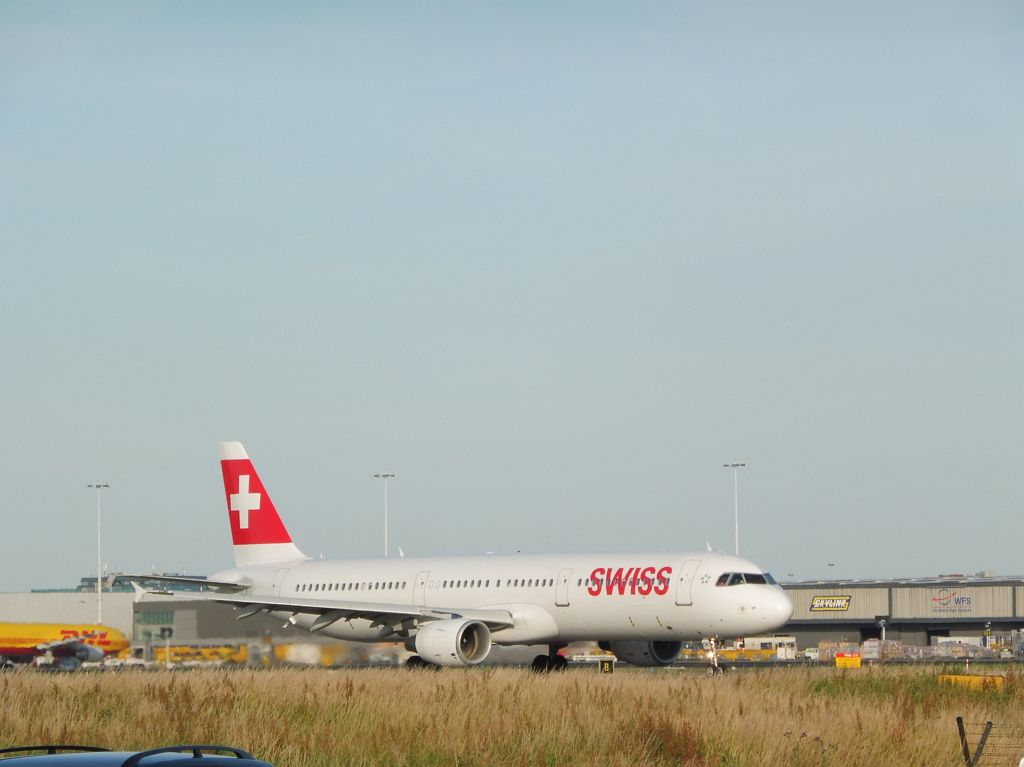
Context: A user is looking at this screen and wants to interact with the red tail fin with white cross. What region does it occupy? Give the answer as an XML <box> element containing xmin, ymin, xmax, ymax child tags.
<box><xmin>219</xmin><ymin>442</ymin><xmax>308</xmax><ymax>568</ymax></box>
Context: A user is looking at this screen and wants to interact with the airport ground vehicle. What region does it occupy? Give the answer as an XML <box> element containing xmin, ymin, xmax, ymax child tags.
<box><xmin>0</xmin><ymin>745</ymin><xmax>274</xmax><ymax>766</ymax></box>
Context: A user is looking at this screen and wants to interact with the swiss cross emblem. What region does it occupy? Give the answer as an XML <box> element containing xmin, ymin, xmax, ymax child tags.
<box><xmin>230</xmin><ymin>474</ymin><xmax>262</xmax><ymax>529</ymax></box>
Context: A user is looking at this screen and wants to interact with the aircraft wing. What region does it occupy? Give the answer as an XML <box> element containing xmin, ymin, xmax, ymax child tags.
<box><xmin>133</xmin><ymin>589</ymin><xmax>515</xmax><ymax>637</ymax></box>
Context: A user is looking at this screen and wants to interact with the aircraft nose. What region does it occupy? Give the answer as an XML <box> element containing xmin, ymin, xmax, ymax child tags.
<box><xmin>775</xmin><ymin>587</ymin><xmax>794</xmax><ymax>624</ymax></box>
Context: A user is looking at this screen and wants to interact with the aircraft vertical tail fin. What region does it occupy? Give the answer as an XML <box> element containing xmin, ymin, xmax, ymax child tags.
<box><xmin>219</xmin><ymin>442</ymin><xmax>308</xmax><ymax>568</ymax></box>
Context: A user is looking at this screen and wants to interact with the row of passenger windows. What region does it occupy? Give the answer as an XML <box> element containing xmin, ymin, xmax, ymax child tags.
<box><xmin>431</xmin><ymin>578</ymin><xmax>554</xmax><ymax>589</ymax></box>
<box><xmin>296</xmin><ymin>577</ymin><xmax>558</xmax><ymax>594</ymax></box>
<box><xmin>296</xmin><ymin>581</ymin><xmax>408</xmax><ymax>593</ymax></box>
<box><xmin>295</xmin><ymin>572</ymin><xmax>775</xmax><ymax>593</ymax></box>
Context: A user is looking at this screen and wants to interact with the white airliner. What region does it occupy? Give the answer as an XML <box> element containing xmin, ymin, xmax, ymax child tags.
<box><xmin>136</xmin><ymin>442</ymin><xmax>793</xmax><ymax>669</ymax></box>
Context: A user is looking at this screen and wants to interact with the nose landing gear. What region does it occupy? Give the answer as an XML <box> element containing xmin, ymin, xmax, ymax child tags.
<box><xmin>705</xmin><ymin>637</ymin><xmax>724</xmax><ymax>676</ymax></box>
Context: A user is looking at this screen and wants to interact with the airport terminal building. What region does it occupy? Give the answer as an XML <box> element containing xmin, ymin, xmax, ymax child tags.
<box><xmin>782</xmin><ymin>575</ymin><xmax>1024</xmax><ymax>648</ymax></box>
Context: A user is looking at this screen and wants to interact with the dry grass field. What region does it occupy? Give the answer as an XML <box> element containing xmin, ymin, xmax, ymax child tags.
<box><xmin>2</xmin><ymin>666</ymin><xmax>1022</xmax><ymax>766</ymax></box>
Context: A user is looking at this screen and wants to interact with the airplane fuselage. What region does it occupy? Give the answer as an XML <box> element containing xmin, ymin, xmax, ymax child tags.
<box><xmin>212</xmin><ymin>549</ymin><xmax>792</xmax><ymax>645</ymax></box>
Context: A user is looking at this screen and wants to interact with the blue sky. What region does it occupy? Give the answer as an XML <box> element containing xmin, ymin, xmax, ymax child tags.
<box><xmin>1</xmin><ymin>2</ymin><xmax>1021</xmax><ymax>592</ymax></box>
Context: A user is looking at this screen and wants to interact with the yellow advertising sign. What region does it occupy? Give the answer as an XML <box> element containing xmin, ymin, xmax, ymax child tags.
<box><xmin>939</xmin><ymin>674</ymin><xmax>1004</xmax><ymax>691</ymax></box>
<box><xmin>835</xmin><ymin>652</ymin><xmax>862</xmax><ymax>669</ymax></box>
<box><xmin>810</xmin><ymin>595</ymin><xmax>851</xmax><ymax>612</ymax></box>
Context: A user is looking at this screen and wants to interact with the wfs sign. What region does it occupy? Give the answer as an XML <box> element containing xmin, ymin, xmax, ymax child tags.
<box><xmin>931</xmin><ymin>588</ymin><xmax>973</xmax><ymax>614</ymax></box>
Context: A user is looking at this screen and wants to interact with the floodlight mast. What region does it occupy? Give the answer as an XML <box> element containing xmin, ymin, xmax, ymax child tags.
<box><xmin>87</xmin><ymin>482</ymin><xmax>110</xmax><ymax>623</ymax></box>
<box><xmin>373</xmin><ymin>472</ymin><xmax>396</xmax><ymax>556</ymax></box>
<box><xmin>722</xmin><ymin>463</ymin><xmax>745</xmax><ymax>556</ymax></box>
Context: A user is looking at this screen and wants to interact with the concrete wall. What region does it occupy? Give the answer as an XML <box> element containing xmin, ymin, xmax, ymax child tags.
<box><xmin>784</xmin><ymin>582</ymin><xmax>1022</xmax><ymax>624</ymax></box>
<box><xmin>787</xmin><ymin>587</ymin><xmax>889</xmax><ymax>621</ymax></box>
<box><xmin>0</xmin><ymin>592</ymin><xmax>134</xmax><ymax>634</ymax></box>
<box><xmin>892</xmin><ymin>585</ymin><xmax>1014</xmax><ymax>620</ymax></box>
<box><xmin>135</xmin><ymin>599</ymin><xmax>334</xmax><ymax>643</ymax></box>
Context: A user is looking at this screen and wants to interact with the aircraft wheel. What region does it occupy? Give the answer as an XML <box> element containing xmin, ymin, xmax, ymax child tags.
<box><xmin>405</xmin><ymin>655</ymin><xmax>426</xmax><ymax>669</ymax></box>
<box><xmin>551</xmin><ymin>655</ymin><xmax>568</xmax><ymax>671</ymax></box>
<box><xmin>531</xmin><ymin>655</ymin><xmax>551</xmax><ymax>673</ymax></box>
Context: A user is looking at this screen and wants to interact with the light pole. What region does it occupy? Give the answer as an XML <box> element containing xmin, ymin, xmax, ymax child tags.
<box><xmin>373</xmin><ymin>472</ymin><xmax>395</xmax><ymax>556</ymax></box>
<box><xmin>722</xmin><ymin>463</ymin><xmax>745</xmax><ymax>556</ymax></box>
<box><xmin>87</xmin><ymin>482</ymin><xmax>109</xmax><ymax>624</ymax></box>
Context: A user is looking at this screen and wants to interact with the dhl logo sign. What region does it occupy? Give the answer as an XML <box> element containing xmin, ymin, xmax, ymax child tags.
<box><xmin>810</xmin><ymin>595</ymin><xmax>851</xmax><ymax>612</ymax></box>
<box><xmin>58</xmin><ymin>628</ymin><xmax>113</xmax><ymax>647</ymax></box>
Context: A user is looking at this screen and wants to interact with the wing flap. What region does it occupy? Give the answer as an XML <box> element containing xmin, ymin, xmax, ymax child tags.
<box><xmin>132</xmin><ymin>588</ymin><xmax>515</xmax><ymax>631</ymax></box>
<box><xmin>216</xmin><ymin>594</ymin><xmax>516</xmax><ymax>630</ymax></box>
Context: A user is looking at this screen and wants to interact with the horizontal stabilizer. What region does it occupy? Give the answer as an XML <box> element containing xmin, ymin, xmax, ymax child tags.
<box><xmin>116</xmin><ymin>574</ymin><xmax>248</xmax><ymax>593</ymax></box>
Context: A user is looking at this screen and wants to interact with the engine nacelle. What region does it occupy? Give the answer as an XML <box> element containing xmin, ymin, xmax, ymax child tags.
<box><xmin>414</xmin><ymin>619</ymin><xmax>492</xmax><ymax>667</ymax></box>
<box><xmin>606</xmin><ymin>640</ymin><xmax>682</xmax><ymax>667</ymax></box>
<box><xmin>75</xmin><ymin>644</ymin><xmax>105</xmax><ymax>662</ymax></box>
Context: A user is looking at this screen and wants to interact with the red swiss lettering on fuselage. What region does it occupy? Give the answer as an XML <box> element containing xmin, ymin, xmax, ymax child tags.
<box><xmin>586</xmin><ymin>565</ymin><xmax>672</xmax><ymax>596</ymax></box>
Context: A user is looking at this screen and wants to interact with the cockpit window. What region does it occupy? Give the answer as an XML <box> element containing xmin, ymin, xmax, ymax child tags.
<box><xmin>763</xmin><ymin>572</ymin><xmax>777</xmax><ymax>585</ymax></box>
<box><xmin>716</xmin><ymin>572</ymin><xmax>774</xmax><ymax>586</ymax></box>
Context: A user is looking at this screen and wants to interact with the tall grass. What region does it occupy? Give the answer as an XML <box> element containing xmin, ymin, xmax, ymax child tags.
<box><xmin>1</xmin><ymin>666</ymin><xmax>1020</xmax><ymax>766</ymax></box>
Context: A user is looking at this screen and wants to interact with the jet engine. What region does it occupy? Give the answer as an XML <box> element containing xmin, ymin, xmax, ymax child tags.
<box><xmin>414</xmin><ymin>619</ymin><xmax>492</xmax><ymax>667</ymax></box>
<box><xmin>605</xmin><ymin>640</ymin><xmax>682</xmax><ymax>667</ymax></box>
<box><xmin>75</xmin><ymin>644</ymin><xmax>105</xmax><ymax>662</ymax></box>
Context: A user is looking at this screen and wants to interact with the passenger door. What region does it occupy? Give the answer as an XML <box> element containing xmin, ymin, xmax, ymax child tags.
<box><xmin>272</xmin><ymin>568</ymin><xmax>290</xmax><ymax>596</ymax></box>
<box><xmin>556</xmin><ymin>568</ymin><xmax>572</xmax><ymax>607</ymax></box>
<box><xmin>674</xmin><ymin>560</ymin><xmax>701</xmax><ymax>606</ymax></box>
<box><xmin>414</xmin><ymin>570</ymin><xmax>430</xmax><ymax>606</ymax></box>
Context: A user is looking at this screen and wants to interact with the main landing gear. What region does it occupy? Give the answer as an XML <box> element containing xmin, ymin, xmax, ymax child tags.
<box><xmin>531</xmin><ymin>644</ymin><xmax>568</xmax><ymax>673</ymax></box>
